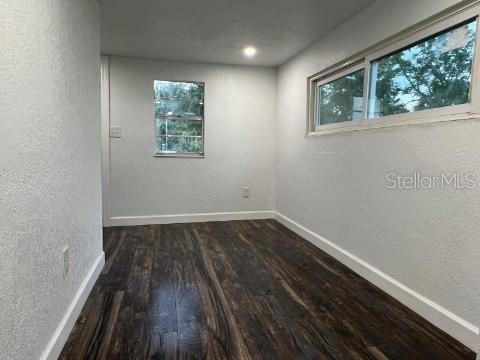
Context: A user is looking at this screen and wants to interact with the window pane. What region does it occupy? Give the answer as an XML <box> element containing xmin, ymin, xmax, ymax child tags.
<box><xmin>154</xmin><ymin>80</ymin><xmax>204</xmax><ymax>101</ymax></box>
<box><xmin>316</xmin><ymin>69</ymin><xmax>364</xmax><ymax>126</ymax></box>
<box><xmin>368</xmin><ymin>19</ymin><xmax>477</xmax><ymax>119</ymax></box>
<box><xmin>156</xmin><ymin>136</ymin><xmax>204</xmax><ymax>154</ymax></box>
<box><xmin>154</xmin><ymin>98</ymin><xmax>203</xmax><ymax>118</ymax></box>
<box><xmin>154</xmin><ymin>80</ymin><xmax>204</xmax><ymax>155</ymax></box>
<box><xmin>155</xmin><ymin>118</ymin><xmax>203</xmax><ymax>136</ymax></box>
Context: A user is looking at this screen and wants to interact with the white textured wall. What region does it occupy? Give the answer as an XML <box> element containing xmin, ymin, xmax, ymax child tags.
<box><xmin>109</xmin><ymin>56</ymin><xmax>276</xmax><ymax>217</ymax></box>
<box><xmin>276</xmin><ymin>0</ymin><xmax>480</xmax><ymax>331</ymax></box>
<box><xmin>0</xmin><ymin>1</ymin><xmax>102</xmax><ymax>359</ymax></box>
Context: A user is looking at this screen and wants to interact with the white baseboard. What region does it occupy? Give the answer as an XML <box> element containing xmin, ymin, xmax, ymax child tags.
<box><xmin>109</xmin><ymin>210</ymin><xmax>275</xmax><ymax>226</ymax></box>
<box><xmin>274</xmin><ymin>212</ymin><xmax>479</xmax><ymax>353</ymax></box>
<box><xmin>39</xmin><ymin>252</ymin><xmax>105</xmax><ymax>360</ymax></box>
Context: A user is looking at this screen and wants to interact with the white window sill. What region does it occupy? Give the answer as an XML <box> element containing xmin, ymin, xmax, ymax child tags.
<box><xmin>308</xmin><ymin>111</ymin><xmax>480</xmax><ymax>137</ymax></box>
<box><xmin>154</xmin><ymin>153</ymin><xmax>205</xmax><ymax>158</ymax></box>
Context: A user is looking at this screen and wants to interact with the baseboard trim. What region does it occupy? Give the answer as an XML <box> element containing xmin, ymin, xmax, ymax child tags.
<box><xmin>39</xmin><ymin>252</ymin><xmax>105</xmax><ymax>360</ymax></box>
<box><xmin>109</xmin><ymin>211</ymin><xmax>275</xmax><ymax>226</ymax></box>
<box><xmin>273</xmin><ymin>212</ymin><xmax>479</xmax><ymax>352</ymax></box>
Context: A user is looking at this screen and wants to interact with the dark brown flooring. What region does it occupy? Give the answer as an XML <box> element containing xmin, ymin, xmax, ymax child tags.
<box><xmin>59</xmin><ymin>220</ymin><xmax>475</xmax><ymax>359</ymax></box>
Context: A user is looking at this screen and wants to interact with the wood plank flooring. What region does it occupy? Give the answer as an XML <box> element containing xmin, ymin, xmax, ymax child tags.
<box><xmin>59</xmin><ymin>220</ymin><xmax>475</xmax><ymax>359</ymax></box>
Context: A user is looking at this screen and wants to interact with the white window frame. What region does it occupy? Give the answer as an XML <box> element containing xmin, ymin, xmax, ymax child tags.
<box><xmin>307</xmin><ymin>0</ymin><xmax>480</xmax><ymax>136</ymax></box>
<box><xmin>154</xmin><ymin>79</ymin><xmax>206</xmax><ymax>158</ymax></box>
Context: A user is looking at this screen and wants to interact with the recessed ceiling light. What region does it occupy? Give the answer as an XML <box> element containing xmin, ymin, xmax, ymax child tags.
<box><xmin>243</xmin><ymin>46</ymin><xmax>257</xmax><ymax>57</ymax></box>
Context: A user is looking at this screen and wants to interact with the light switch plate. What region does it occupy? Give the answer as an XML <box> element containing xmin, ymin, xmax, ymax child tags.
<box><xmin>110</xmin><ymin>126</ymin><xmax>122</xmax><ymax>138</ymax></box>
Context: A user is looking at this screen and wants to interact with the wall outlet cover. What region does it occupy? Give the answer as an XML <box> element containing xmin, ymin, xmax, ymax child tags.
<box><xmin>241</xmin><ymin>186</ymin><xmax>251</xmax><ymax>198</ymax></box>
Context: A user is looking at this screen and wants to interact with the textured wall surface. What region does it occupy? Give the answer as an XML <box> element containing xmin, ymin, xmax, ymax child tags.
<box><xmin>276</xmin><ymin>0</ymin><xmax>480</xmax><ymax>330</ymax></box>
<box><xmin>109</xmin><ymin>56</ymin><xmax>276</xmax><ymax>217</ymax></box>
<box><xmin>0</xmin><ymin>1</ymin><xmax>102</xmax><ymax>359</ymax></box>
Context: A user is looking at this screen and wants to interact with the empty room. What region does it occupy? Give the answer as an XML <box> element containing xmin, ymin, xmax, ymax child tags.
<box><xmin>2</xmin><ymin>0</ymin><xmax>480</xmax><ymax>359</ymax></box>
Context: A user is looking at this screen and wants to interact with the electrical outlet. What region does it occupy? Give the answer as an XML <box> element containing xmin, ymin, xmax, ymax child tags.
<box><xmin>241</xmin><ymin>186</ymin><xmax>251</xmax><ymax>198</ymax></box>
<box><xmin>62</xmin><ymin>247</ymin><xmax>69</xmax><ymax>278</ymax></box>
<box><xmin>109</xmin><ymin>126</ymin><xmax>122</xmax><ymax>138</ymax></box>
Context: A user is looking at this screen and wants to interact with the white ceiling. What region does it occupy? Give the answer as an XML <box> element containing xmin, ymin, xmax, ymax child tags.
<box><xmin>100</xmin><ymin>0</ymin><xmax>376</xmax><ymax>66</ymax></box>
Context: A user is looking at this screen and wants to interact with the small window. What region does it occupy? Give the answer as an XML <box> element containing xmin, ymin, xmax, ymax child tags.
<box><xmin>316</xmin><ymin>68</ymin><xmax>365</xmax><ymax>126</ymax></box>
<box><xmin>368</xmin><ymin>19</ymin><xmax>477</xmax><ymax>119</ymax></box>
<box><xmin>154</xmin><ymin>80</ymin><xmax>204</xmax><ymax>156</ymax></box>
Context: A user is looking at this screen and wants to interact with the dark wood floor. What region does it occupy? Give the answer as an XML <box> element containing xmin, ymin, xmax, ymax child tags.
<box><xmin>59</xmin><ymin>220</ymin><xmax>475</xmax><ymax>359</ymax></box>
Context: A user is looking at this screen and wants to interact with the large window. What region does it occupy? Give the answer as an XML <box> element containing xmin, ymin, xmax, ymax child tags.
<box><xmin>154</xmin><ymin>80</ymin><xmax>204</xmax><ymax>156</ymax></box>
<box><xmin>368</xmin><ymin>19</ymin><xmax>477</xmax><ymax>119</ymax></box>
<box><xmin>308</xmin><ymin>3</ymin><xmax>480</xmax><ymax>134</ymax></box>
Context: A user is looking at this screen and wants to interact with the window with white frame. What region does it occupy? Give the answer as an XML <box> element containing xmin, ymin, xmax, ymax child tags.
<box><xmin>316</xmin><ymin>66</ymin><xmax>365</xmax><ymax>127</ymax></box>
<box><xmin>308</xmin><ymin>2</ymin><xmax>480</xmax><ymax>134</ymax></box>
<box><xmin>154</xmin><ymin>80</ymin><xmax>204</xmax><ymax>156</ymax></box>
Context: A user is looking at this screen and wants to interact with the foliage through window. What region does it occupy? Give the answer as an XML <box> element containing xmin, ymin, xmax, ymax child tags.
<box><xmin>154</xmin><ymin>80</ymin><xmax>204</xmax><ymax>155</ymax></box>
<box><xmin>308</xmin><ymin>7</ymin><xmax>480</xmax><ymax>134</ymax></box>
<box><xmin>368</xmin><ymin>19</ymin><xmax>477</xmax><ymax>118</ymax></box>
<box><xmin>316</xmin><ymin>69</ymin><xmax>364</xmax><ymax>126</ymax></box>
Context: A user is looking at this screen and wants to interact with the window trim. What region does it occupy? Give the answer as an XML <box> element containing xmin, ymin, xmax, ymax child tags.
<box><xmin>153</xmin><ymin>79</ymin><xmax>206</xmax><ymax>157</ymax></box>
<box><xmin>307</xmin><ymin>0</ymin><xmax>480</xmax><ymax>136</ymax></box>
